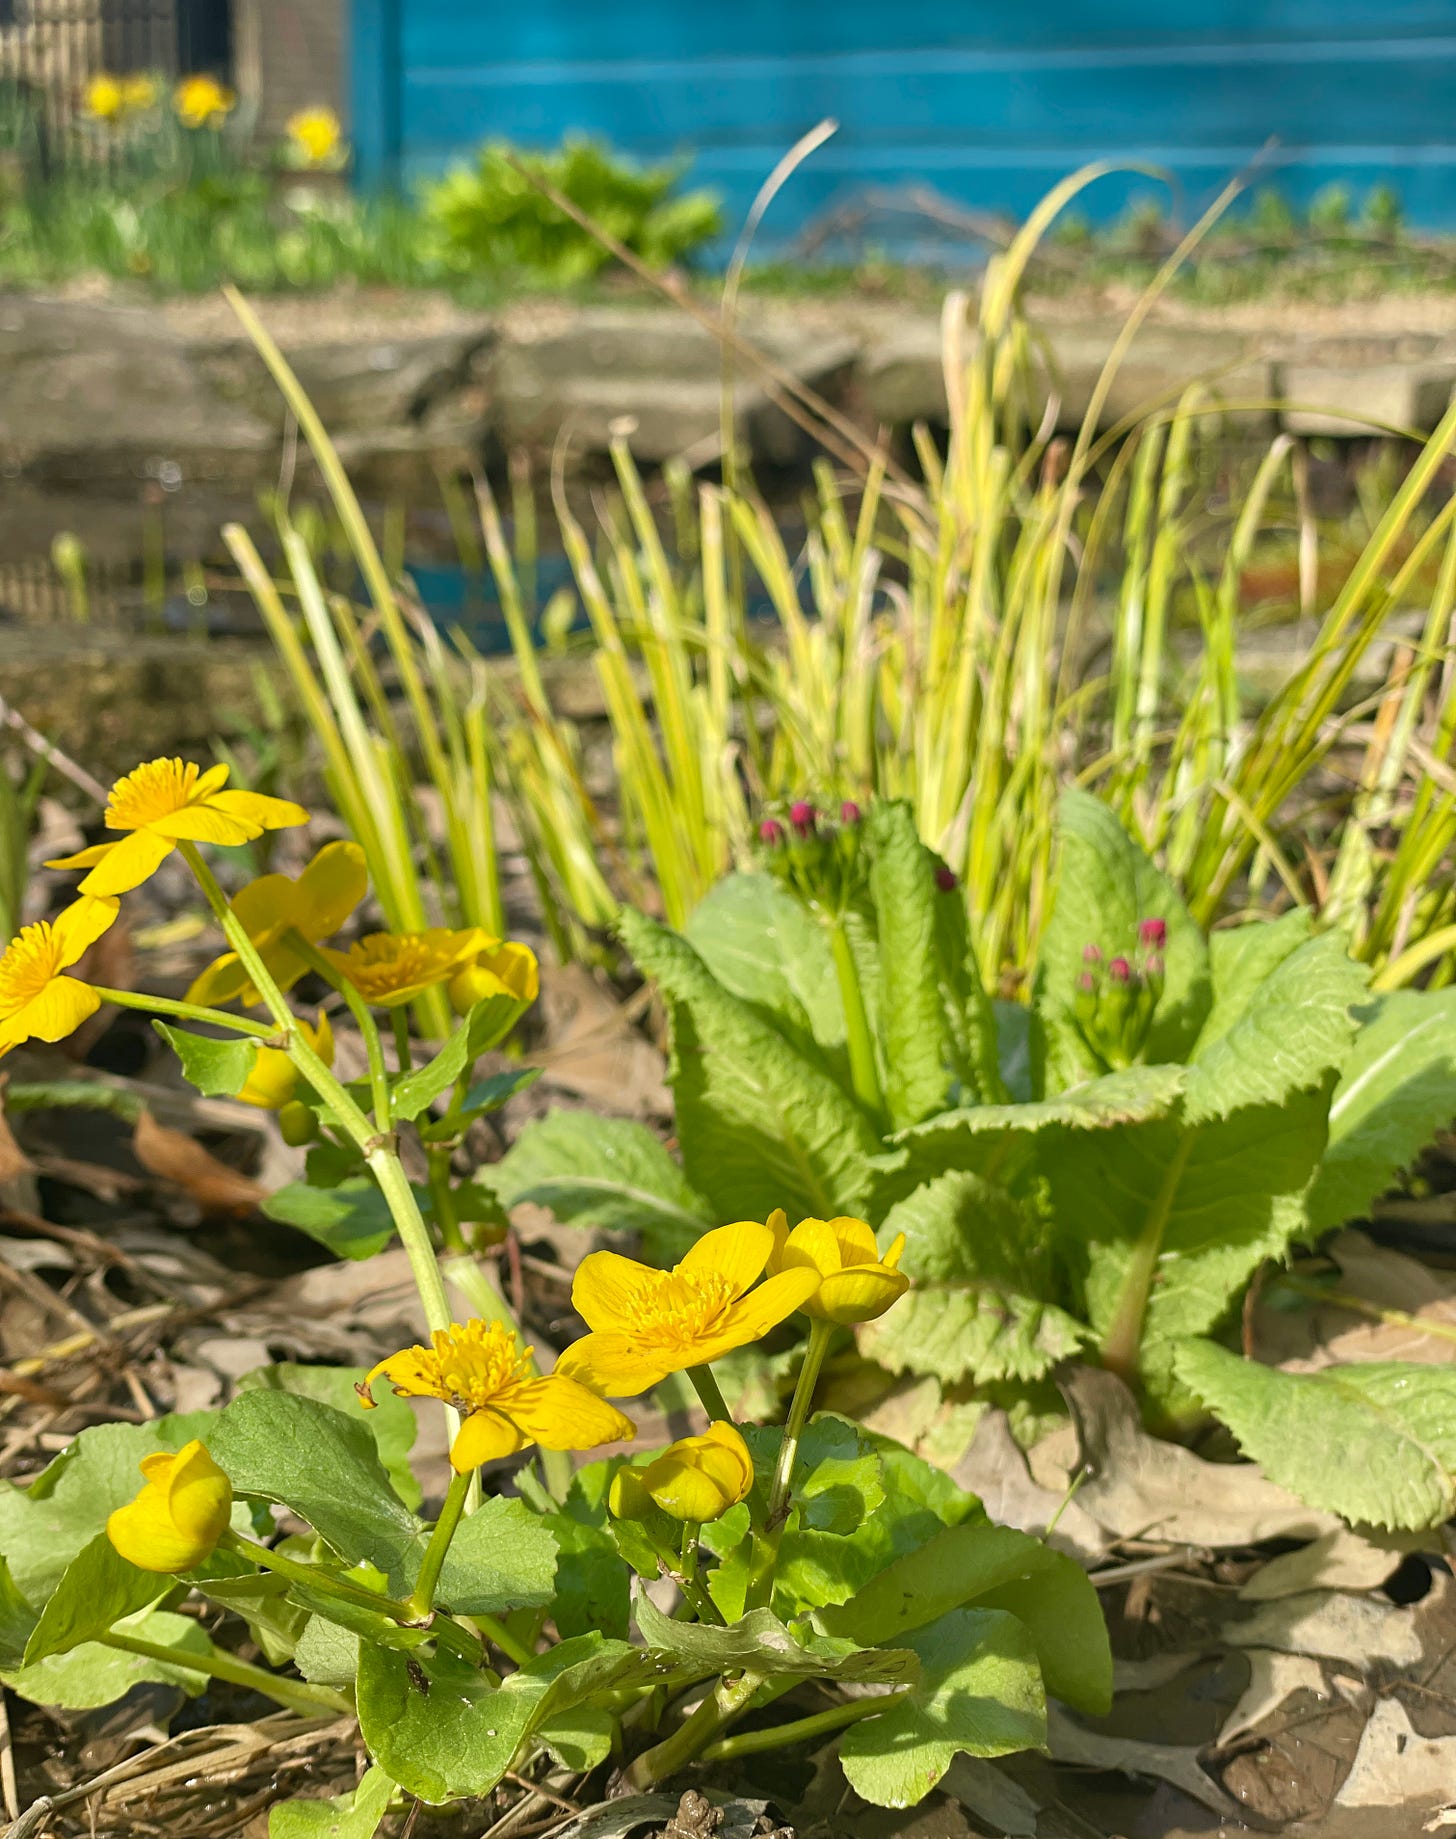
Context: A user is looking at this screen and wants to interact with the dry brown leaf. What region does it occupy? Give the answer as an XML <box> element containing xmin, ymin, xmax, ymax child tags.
<box><xmin>1219</xmin><ymin>1649</ymin><xmax>1332</xmax><ymax>1745</ymax></box>
<box><xmin>533</xmin><ymin>963</ymin><xmax>668</xmax><ymax>1117</ymax></box>
<box><xmin>1257</xmin><ymin>1228</ymin><xmax>1456</xmax><ymax>1370</ymax></box>
<box><xmin>1045</xmin><ymin>1704</ymin><xmax>1241</xmax><ymax>1820</ymax></box>
<box><xmin>132</xmin><ymin>1108</ymin><xmax>264</xmax><ymax>1216</ymax></box>
<box><xmin>1239</xmin><ymin>1526</ymin><xmax>1419</xmax><ymax>1600</ymax></box>
<box><xmin>0</xmin><ymin>1095</ymin><xmax>34</xmax><ymax>1186</ymax></box>
<box><xmin>1336</xmin><ymin>1699</ymin><xmax>1456</xmax><ymax>1813</ymax></box>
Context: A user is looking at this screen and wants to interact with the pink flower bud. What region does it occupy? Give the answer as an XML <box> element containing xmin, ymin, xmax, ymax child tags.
<box><xmin>934</xmin><ymin>865</ymin><xmax>958</xmax><ymax>893</ymax></box>
<box><xmin>789</xmin><ymin>800</ymin><xmax>817</xmax><ymax>837</ymax></box>
<box><xmin>1138</xmin><ymin>917</ymin><xmax>1167</xmax><ymax>950</ymax></box>
<box><xmin>1082</xmin><ymin>942</ymin><xmax>1103</xmax><ymax>965</ymax></box>
<box><xmin>1107</xmin><ymin>956</ymin><xmax>1132</xmax><ymax>985</ymax></box>
<box><xmin>759</xmin><ymin>818</ymin><xmax>785</xmax><ymax>848</ymax></box>
<box><xmin>1076</xmin><ymin>970</ymin><xmax>1096</xmax><ymax>994</ymax></box>
<box><xmin>839</xmin><ymin>800</ymin><xmax>862</xmax><ymax>826</ymax></box>
<box><xmin>1145</xmin><ymin>952</ymin><xmax>1165</xmax><ymax>980</ymax></box>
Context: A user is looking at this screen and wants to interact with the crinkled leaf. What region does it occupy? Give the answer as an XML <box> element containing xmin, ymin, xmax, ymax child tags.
<box><xmin>152</xmin><ymin>1023</ymin><xmax>255</xmax><ymax>1098</ymax></box>
<box><xmin>815</xmin><ymin>1522</ymin><xmax>1111</xmax><ymax>1715</ymax></box>
<box><xmin>865</xmin><ymin>1171</ymin><xmax>1085</xmax><ymax>1384</ymax></box>
<box><xmin>493</xmin><ymin>1110</ymin><xmax>712</xmax><ymax>1262</ymax></box>
<box><xmin>839</xmin><ymin>1608</ymin><xmax>1046</xmax><ymax>1808</ymax></box>
<box><xmin>269</xmin><ymin>1765</ymin><xmax>394</xmax><ymax>1839</ymax></box>
<box><xmin>1194</xmin><ymin>909</ymin><xmax>1314</xmax><ymax>1054</ymax></box>
<box><xmin>634</xmin><ymin>1586</ymin><xmax>917</xmax><ymax>1683</ymax></box>
<box><xmin>262</xmin><ymin>1178</ymin><xmax>399</xmax><ymax>1261</ymax></box>
<box><xmin>237</xmin><ymin>1364</ymin><xmax>421</xmax><ymax>1511</ymax></box>
<box><xmin>867</xmin><ymin>800</ymin><xmax>955</xmax><ymax>1128</ymax></box>
<box><xmin>2</xmin><ymin>1608</ymin><xmax>211</xmax><ymax>1709</ymax></box>
<box><xmin>1175</xmin><ymin>1338</ymin><xmax>1456</xmax><ymax>1531</ymax></box>
<box><xmin>1034</xmin><ymin>792</ymin><xmax>1210</xmax><ymax>1094</ymax></box>
<box><xmin>619</xmin><ymin>908</ymin><xmax>880</xmax><ymax>1220</ymax></box>
<box><xmin>24</xmin><ymin>1533</ymin><xmax>167</xmax><ymax>1664</ymax></box>
<box><xmin>357</xmin><ymin>1632</ymin><xmax>662</xmax><ymax>1804</ymax></box>
<box><xmin>1309</xmin><ymin>987</ymin><xmax>1456</xmax><ymax>1232</ymax></box>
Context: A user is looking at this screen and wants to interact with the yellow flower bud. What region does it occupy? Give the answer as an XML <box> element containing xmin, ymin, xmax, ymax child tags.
<box><xmin>765</xmin><ymin>1210</ymin><xmax>909</xmax><ymax>1326</ymax></box>
<box><xmin>236</xmin><ymin>1012</ymin><xmax>332</xmax><ymax>1111</ymax></box>
<box><xmin>447</xmin><ymin>939</ymin><xmax>540</xmax><ymax>1017</ymax></box>
<box><xmin>630</xmin><ymin>1421</ymin><xmax>754</xmax><ymax>1525</ymax></box>
<box><xmin>106</xmin><ymin>1440</ymin><xmax>232</xmax><ymax>1573</ymax></box>
<box><xmin>607</xmin><ymin>1465</ymin><xmax>658</xmax><ymax>1524</ymax></box>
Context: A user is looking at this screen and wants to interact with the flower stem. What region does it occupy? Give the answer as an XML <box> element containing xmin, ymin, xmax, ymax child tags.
<box><xmin>407</xmin><ymin>1469</ymin><xmax>470</xmax><ymax>1620</ymax></box>
<box><xmin>698</xmin><ymin>1688</ymin><xmax>912</xmax><ymax>1763</ymax></box>
<box><xmin>391</xmin><ymin>1009</ymin><xmax>413</xmax><ymax>1074</ymax></box>
<box><xmin>100</xmin><ymin>1629</ymin><xmax>349</xmax><ymax>1718</ymax></box>
<box><xmin>1099</xmin><ymin>1133</ymin><xmax>1194</xmax><ymax>1382</ymax></box>
<box><xmin>743</xmin><ymin>1318</ymin><xmax>833</xmax><ymax>1612</ymax></box>
<box><xmin>686</xmin><ymin>1365</ymin><xmax>734</xmax><ymax>1426</ymax></box>
<box><xmin>90</xmin><ymin>987</ymin><xmax>275</xmax><ymax>1039</ymax></box>
<box><xmin>625</xmin><ymin>1670</ymin><xmax>763</xmax><ymax>1789</ymax></box>
<box><xmin>471</xmin><ymin>1611</ymin><xmax>535</xmax><ymax>1667</ymax></box>
<box><xmin>281</xmin><ymin>928</ymin><xmax>391</xmax><ymax>1130</ymax></box>
<box><xmin>827</xmin><ymin>917</ymin><xmax>885</xmax><ymax>1123</ymax></box>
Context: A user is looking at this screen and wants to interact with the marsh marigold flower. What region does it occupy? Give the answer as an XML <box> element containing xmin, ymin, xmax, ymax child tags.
<box><xmin>237</xmin><ymin>1011</ymin><xmax>332</xmax><ymax>1110</ymax></box>
<box><xmin>48</xmin><ymin>758</ymin><xmax>307</xmax><ymax>899</ymax></box>
<box><xmin>174</xmin><ymin>74</ymin><xmax>234</xmax><ymax>127</ymax></box>
<box><xmin>187</xmin><ymin>840</ymin><xmax>367</xmax><ymax>1008</ymax></box>
<box><xmin>83</xmin><ymin>73</ymin><xmax>125</xmax><ymax>122</ymax></box>
<box><xmin>286</xmin><ymin>106</ymin><xmax>342</xmax><ymax>166</ymax></box>
<box><xmin>107</xmin><ymin>1440</ymin><xmax>232</xmax><ymax>1573</ymax></box>
<box><xmin>609</xmin><ymin>1421</ymin><xmax>753</xmax><ymax>1525</ymax></box>
<box><xmin>120</xmin><ymin>74</ymin><xmax>158</xmax><ymax>114</ymax></box>
<box><xmin>322</xmin><ymin>927</ymin><xmax>488</xmax><ymax>1008</ymax></box>
<box><xmin>558</xmin><ymin>1221</ymin><xmax>820</xmax><ymax>1399</ymax></box>
<box><xmin>766</xmin><ymin>1209</ymin><xmax>908</xmax><ymax>1325</ymax></box>
<box><xmin>361</xmin><ymin>1318</ymin><xmax>633</xmax><ymax>1474</ymax></box>
<box><xmin>448</xmin><ymin>938</ymin><xmax>539</xmax><ymax>1017</ymax></box>
<box><xmin>0</xmin><ymin>898</ymin><xmax>117</xmax><ymax>1059</ymax></box>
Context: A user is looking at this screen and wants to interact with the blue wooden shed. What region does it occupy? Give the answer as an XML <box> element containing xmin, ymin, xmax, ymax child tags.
<box><xmin>350</xmin><ymin>2</ymin><xmax>1456</xmax><ymax>240</ymax></box>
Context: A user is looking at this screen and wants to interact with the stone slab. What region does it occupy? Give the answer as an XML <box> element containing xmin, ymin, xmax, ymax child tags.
<box><xmin>1278</xmin><ymin>361</ymin><xmax>1456</xmax><ymax>435</ymax></box>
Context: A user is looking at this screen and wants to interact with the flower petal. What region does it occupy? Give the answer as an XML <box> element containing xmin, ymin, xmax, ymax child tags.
<box><xmin>882</xmin><ymin>1231</ymin><xmax>907</xmax><ymax>1273</ymax></box>
<box><xmin>12</xmin><ymin>976</ymin><xmax>100</xmax><ymax>1045</ymax></box>
<box><xmin>77</xmin><ymin>829</ymin><xmax>176</xmax><ymax>896</ymax></box>
<box><xmin>107</xmin><ymin>1485</ymin><xmax>197</xmax><ymax>1572</ymax></box>
<box><xmin>826</xmin><ymin>1216</ymin><xmax>883</xmax><ymax>1266</ymax></box>
<box><xmin>44</xmin><ymin>842</ymin><xmax>115</xmax><ymax>871</ymax></box>
<box><xmin>293</xmin><ymin>841</ymin><xmax>368</xmax><ymax>940</ymax></box>
<box><xmin>717</xmin><ymin>1266</ymin><xmax>821</xmax><ymax>1343</ymax></box>
<box><xmin>208</xmin><ymin>789</ymin><xmax>310</xmax><ymax>831</ymax></box>
<box><xmin>679</xmin><ymin>1220</ymin><xmax>772</xmax><ymax>1298</ymax></box>
<box><xmin>815</xmin><ymin>1265</ymin><xmax>910</xmax><ymax>1325</ymax></box>
<box><xmin>185</xmin><ymin>951</ymin><xmax>249</xmax><ymax>1008</ymax></box>
<box><xmin>779</xmin><ymin>1218</ymin><xmax>843</xmax><ymax>1281</ymax></box>
<box><xmin>555</xmin><ymin>1332</ymin><xmax>674</xmax><ymax>1399</ymax></box>
<box><xmin>237</xmin><ymin>1045</ymin><xmax>297</xmax><ymax>1110</ymax></box>
<box><xmin>571</xmin><ymin>1250</ymin><xmax>652</xmax><ymax>1333</ymax></box>
<box><xmin>449</xmin><ymin>1409</ymin><xmax>529</xmax><ymax>1473</ymax></box>
<box><xmin>501</xmin><ymin>1375</ymin><xmax>635</xmax><ymax>1451</ymax></box>
<box><xmin>153</xmin><ymin>806</ymin><xmax>259</xmax><ymax>846</ymax></box>
<box><xmin>50</xmin><ymin>896</ymin><xmax>119</xmax><ymax>966</ymax></box>
<box><xmin>192</xmin><ymin>764</ymin><xmax>232</xmax><ymax>801</ymax></box>
<box><xmin>362</xmin><ymin>1346</ymin><xmax>438</xmax><ymax>1400</ymax></box>
<box><xmin>230</xmin><ymin>874</ymin><xmax>297</xmax><ymax>937</ymax></box>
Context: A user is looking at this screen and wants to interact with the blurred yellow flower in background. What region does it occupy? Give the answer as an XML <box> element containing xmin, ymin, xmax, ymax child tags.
<box><xmin>47</xmin><ymin>758</ymin><xmax>308</xmax><ymax>898</ymax></box>
<box><xmin>286</xmin><ymin>106</ymin><xmax>343</xmax><ymax>167</ymax></box>
<box><xmin>323</xmin><ymin>927</ymin><xmax>488</xmax><ymax>1007</ymax></box>
<box><xmin>0</xmin><ymin>898</ymin><xmax>117</xmax><ymax>1059</ymax></box>
<box><xmin>83</xmin><ymin>74</ymin><xmax>125</xmax><ymax>122</ymax></box>
<box><xmin>766</xmin><ymin>1210</ymin><xmax>909</xmax><ymax>1325</ymax></box>
<box><xmin>360</xmin><ymin>1319</ymin><xmax>634</xmax><ymax>1474</ymax></box>
<box><xmin>237</xmin><ymin>1011</ymin><xmax>332</xmax><ymax>1110</ymax></box>
<box><xmin>610</xmin><ymin>1420</ymin><xmax>754</xmax><ymax>1524</ymax></box>
<box><xmin>559</xmin><ymin>1221</ymin><xmax>820</xmax><ymax>1398</ymax></box>
<box><xmin>107</xmin><ymin>1440</ymin><xmax>232</xmax><ymax>1573</ymax></box>
<box><xmin>174</xmin><ymin>74</ymin><xmax>235</xmax><ymax>128</ymax></box>
<box><xmin>120</xmin><ymin>74</ymin><xmax>158</xmax><ymax>114</ymax></box>
<box><xmin>187</xmin><ymin>840</ymin><xmax>367</xmax><ymax>1008</ymax></box>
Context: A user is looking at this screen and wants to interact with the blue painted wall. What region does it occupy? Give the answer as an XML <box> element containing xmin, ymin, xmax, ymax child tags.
<box><xmin>350</xmin><ymin>3</ymin><xmax>1456</xmax><ymax>240</ymax></box>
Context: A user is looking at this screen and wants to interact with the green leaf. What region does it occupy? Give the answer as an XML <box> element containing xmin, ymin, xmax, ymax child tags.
<box><xmin>294</xmin><ymin>1615</ymin><xmax>358</xmax><ymax>1685</ymax></box>
<box><xmin>2</xmin><ymin>1609</ymin><xmax>211</xmax><ymax>1709</ymax></box>
<box><xmin>1193</xmin><ymin>909</ymin><xmax>1315</xmax><ymax>1055</ymax></box>
<box><xmin>493</xmin><ymin>1111</ymin><xmax>712</xmax><ymax>1262</ymax></box>
<box><xmin>199</xmin><ymin>1569</ymin><xmax>310</xmax><ymax>1667</ymax></box>
<box><xmin>634</xmin><ymin>1587</ymin><xmax>918</xmax><ymax>1683</ymax></box>
<box><xmin>0</xmin><ymin>1558</ymin><xmax>35</xmax><ymax>1667</ymax></box>
<box><xmin>814</xmin><ymin>1523</ymin><xmax>1111</xmax><ymax>1715</ymax></box>
<box><xmin>262</xmin><ymin>1178</ymin><xmax>397</xmax><ymax>1261</ymax></box>
<box><xmin>867</xmin><ymin>800</ymin><xmax>955</xmax><ymax>1128</ymax></box>
<box><xmin>1175</xmin><ymin>1339</ymin><xmax>1456</xmax><ymax>1531</ymax></box>
<box><xmin>620</xmin><ymin>908</ymin><xmax>882</xmax><ymax>1221</ymax></box>
<box><xmin>741</xmin><ymin>1416</ymin><xmax>885</xmax><ymax>1535</ymax></box>
<box><xmin>152</xmin><ymin>1023</ymin><xmax>255</xmax><ymax>1098</ymax></box>
<box><xmin>237</xmin><ymin>1364</ymin><xmax>421</xmax><ymax>1511</ymax></box>
<box><xmin>865</xmin><ymin>1171</ymin><xmax>1086</xmax><ymax>1384</ymax></box>
<box><xmin>684</xmin><ymin>871</ymin><xmax>847</xmax><ymax>1063</ymax></box>
<box><xmin>436</xmin><ymin>1498</ymin><xmax>558</xmax><ymax>1616</ymax></box>
<box><xmin>390</xmin><ymin>1016</ymin><xmax>475</xmax><ymax>1123</ymax></box>
<box><xmin>24</xmin><ymin>1533</ymin><xmax>167</xmax><ymax>1664</ymax></box>
<box><xmin>539</xmin><ymin>1706</ymin><xmax>615</xmax><ymax>1772</ymax></box>
<box><xmin>1034</xmin><ymin>791</ymin><xmax>1211</xmax><ymax>1094</ymax></box>
<box><xmin>356</xmin><ymin>1632</ymin><xmax>661</xmax><ymax>1803</ymax></box>
<box><xmin>419</xmin><ymin>1067</ymin><xmax>542</xmax><ymax>1141</ymax></box>
<box><xmin>269</xmin><ymin>1765</ymin><xmax>395</xmax><ymax>1839</ymax></box>
<box><xmin>839</xmin><ymin>1608</ymin><xmax>1047</xmax><ymax>1808</ymax></box>
<box><xmin>1308</xmin><ymin>987</ymin><xmax>1456</xmax><ymax>1232</ymax></box>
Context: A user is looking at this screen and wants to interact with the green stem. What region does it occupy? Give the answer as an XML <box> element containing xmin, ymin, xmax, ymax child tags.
<box><xmin>428</xmin><ymin>1147</ymin><xmax>468</xmax><ymax>1255</ymax></box>
<box><xmin>699</xmin><ymin>1688</ymin><xmax>912</xmax><ymax>1763</ymax></box>
<box><xmin>687</xmin><ymin>1365</ymin><xmax>734</xmax><ymax>1426</ymax></box>
<box><xmin>744</xmin><ymin>1318</ymin><xmax>833</xmax><ymax>1613</ymax></box>
<box><xmin>392</xmin><ymin>1009</ymin><xmax>413</xmax><ymax>1074</ymax></box>
<box><xmin>1099</xmin><ymin>1133</ymin><xmax>1194</xmax><ymax>1381</ymax></box>
<box><xmin>827</xmin><ymin>918</ymin><xmax>885</xmax><ymax>1122</ymax></box>
<box><xmin>369</xmin><ymin>1148</ymin><xmax>453</xmax><ymax>1336</ymax></box>
<box><xmin>89</xmin><ymin>987</ymin><xmax>275</xmax><ymax>1039</ymax></box>
<box><xmin>407</xmin><ymin>1470</ymin><xmax>470</xmax><ymax>1620</ymax></box>
<box><xmin>471</xmin><ymin>1611</ymin><xmax>535</xmax><ymax>1667</ymax></box>
<box><xmin>626</xmin><ymin>1670</ymin><xmax>763</xmax><ymax>1789</ymax></box>
<box><xmin>100</xmin><ymin>1629</ymin><xmax>349</xmax><ymax>1718</ymax></box>
<box><xmin>282</xmin><ymin>928</ymin><xmax>391</xmax><ymax>1130</ymax></box>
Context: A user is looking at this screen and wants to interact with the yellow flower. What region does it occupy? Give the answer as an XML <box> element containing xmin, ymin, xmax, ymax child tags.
<box><xmin>322</xmin><ymin>927</ymin><xmax>488</xmax><ymax>1008</ymax></box>
<box><xmin>47</xmin><ymin>758</ymin><xmax>308</xmax><ymax>898</ymax></box>
<box><xmin>448</xmin><ymin>938</ymin><xmax>539</xmax><ymax>1017</ymax></box>
<box><xmin>83</xmin><ymin>74</ymin><xmax>125</xmax><ymax>123</ymax></box>
<box><xmin>766</xmin><ymin>1210</ymin><xmax>908</xmax><ymax>1325</ymax></box>
<box><xmin>106</xmin><ymin>1440</ymin><xmax>232</xmax><ymax>1573</ymax></box>
<box><xmin>360</xmin><ymin>1319</ymin><xmax>634</xmax><ymax>1475</ymax></box>
<box><xmin>557</xmin><ymin>1221</ymin><xmax>821</xmax><ymax>1399</ymax></box>
<box><xmin>610</xmin><ymin>1421</ymin><xmax>753</xmax><ymax>1525</ymax></box>
<box><xmin>238</xmin><ymin>1010</ymin><xmax>332</xmax><ymax>1110</ymax></box>
<box><xmin>286</xmin><ymin>106</ymin><xmax>342</xmax><ymax>166</ymax></box>
<box><xmin>174</xmin><ymin>73</ymin><xmax>235</xmax><ymax>127</ymax></box>
<box><xmin>0</xmin><ymin>898</ymin><xmax>117</xmax><ymax>1060</ymax></box>
<box><xmin>120</xmin><ymin>74</ymin><xmax>158</xmax><ymax>115</ymax></box>
<box><xmin>186</xmin><ymin>840</ymin><xmax>367</xmax><ymax>1008</ymax></box>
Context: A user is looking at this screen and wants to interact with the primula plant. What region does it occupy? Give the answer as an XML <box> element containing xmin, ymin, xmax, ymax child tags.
<box><xmin>0</xmin><ymin>756</ymin><xmax>1112</xmax><ymax>1825</ymax></box>
<box><xmin>499</xmin><ymin>793</ymin><xmax>1456</xmax><ymax>1533</ymax></box>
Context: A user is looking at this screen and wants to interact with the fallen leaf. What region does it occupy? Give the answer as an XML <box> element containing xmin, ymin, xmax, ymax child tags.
<box><xmin>132</xmin><ymin>1108</ymin><xmax>264</xmax><ymax>1216</ymax></box>
<box><xmin>1219</xmin><ymin>1649</ymin><xmax>1331</xmax><ymax>1744</ymax></box>
<box><xmin>950</xmin><ymin>1406</ymin><xmax>1108</xmax><ymax>1563</ymax></box>
<box><xmin>1227</xmin><ymin>1585</ymin><xmax>1433</xmax><ymax>1670</ymax></box>
<box><xmin>534</xmin><ymin>964</ymin><xmax>668</xmax><ymax>1117</ymax></box>
<box><xmin>1336</xmin><ymin>1698</ymin><xmax>1456</xmax><ymax>1811</ymax></box>
<box><xmin>1258</xmin><ymin>1228</ymin><xmax>1456</xmax><ymax>1370</ymax></box>
<box><xmin>1239</xmin><ymin>1526</ymin><xmax>1419</xmax><ymax>1600</ymax></box>
<box><xmin>1045</xmin><ymin>1704</ymin><xmax>1241</xmax><ymax>1819</ymax></box>
<box><xmin>0</xmin><ymin>1094</ymin><xmax>33</xmax><ymax>1186</ymax></box>
<box><xmin>940</xmin><ymin>1755</ymin><xmax>1041</xmax><ymax>1837</ymax></box>
<box><xmin>1060</xmin><ymin>1366</ymin><xmax>1339</xmax><ymax>1547</ymax></box>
